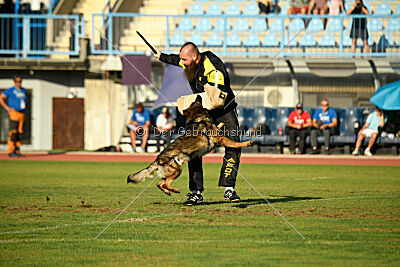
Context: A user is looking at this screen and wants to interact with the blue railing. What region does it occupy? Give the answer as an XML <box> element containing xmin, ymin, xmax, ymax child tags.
<box><xmin>91</xmin><ymin>13</ymin><xmax>400</xmax><ymax>58</ymax></box>
<box><xmin>0</xmin><ymin>14</ymin><xmax>84</xmax><ymax>58</ymax></box>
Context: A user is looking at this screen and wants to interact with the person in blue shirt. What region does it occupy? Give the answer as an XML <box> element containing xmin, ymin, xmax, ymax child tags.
<box><xmin>128</xmin><ymin>103</ymin><xmax>151</xmax><ymax>152</ymax></box>
<box><xmin>310</xmin><ymin>99</ymin><xmax>338</xmax><ymax>154</ymax></box>
<box><xmin>352</xmin><ymin>107</ymin><xmax>386</xmax><ymax>156</ymax></box>
<box><xmin>0</xmin><ymin>76</ymin><xmax>26</xmax><ymax>157</ymax></box>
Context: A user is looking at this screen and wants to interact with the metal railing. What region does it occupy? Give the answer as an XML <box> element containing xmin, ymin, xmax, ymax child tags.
<box><xmin>0</xmin><ymin>14</ymin><xmax>84</xmax><ymax>58</ymax></box>
<box><xmin>91</xmin><ymin>13</ymin><xmax>400</xmax><ymax>58</ymax></box>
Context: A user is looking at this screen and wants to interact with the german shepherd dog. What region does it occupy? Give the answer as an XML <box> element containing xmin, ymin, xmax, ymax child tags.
<box><xmin>127</xmin><ymin>95</ymin><xmax>253</xmax><ymax>195</ymax></box>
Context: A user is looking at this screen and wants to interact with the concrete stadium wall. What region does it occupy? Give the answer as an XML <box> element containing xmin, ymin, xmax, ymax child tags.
<box><xmin>84</xmin><ymin>77</ymin><xmax>127</xmax><ymax>150</ymax></box>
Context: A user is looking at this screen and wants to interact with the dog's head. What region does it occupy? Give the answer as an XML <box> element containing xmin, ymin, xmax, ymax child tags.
<box><xmin>184</xmin><ymin>95</ymin><xmax>209</xmax><ymax>122</ymax></box>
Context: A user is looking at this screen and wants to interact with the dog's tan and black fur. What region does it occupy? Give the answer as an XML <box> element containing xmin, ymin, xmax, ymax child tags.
<box><xmin>127</xmin><ymin>95</ymin><xmax>253</xmax><ymax>195</ymax></box>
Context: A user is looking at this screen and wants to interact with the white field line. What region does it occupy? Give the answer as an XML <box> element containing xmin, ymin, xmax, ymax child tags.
<box><xmin>294</xmin><ymin>177</ymin><xmax>332</xmax><ymax>181</ymax></box>
<box><xmin>1</xmin><ymin>238</ymin><xmax>399</xmax><ymax>245</ymax></box>
<box><xmin>0</xmin><ymin>213</ymin><xmax>180</xmax><ymax>236</ymax></box>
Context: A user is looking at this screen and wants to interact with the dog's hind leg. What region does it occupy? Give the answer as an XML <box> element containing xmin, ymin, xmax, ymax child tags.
<box><xmin>162</xmin><ymin>163</ymin><xmax>182</xmax><ymax>194</ymax></box>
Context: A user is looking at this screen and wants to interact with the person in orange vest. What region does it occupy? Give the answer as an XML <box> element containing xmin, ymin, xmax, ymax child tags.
<box><xmin>0</xmin><ymin>76</ymin><xmax>26</xmax><ymax>157</ymax></box>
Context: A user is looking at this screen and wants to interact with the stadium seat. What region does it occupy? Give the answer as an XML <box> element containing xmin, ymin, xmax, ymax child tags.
<box><xmin>225</xmin><ymin>3</ymin><xmax>241</xmax><ymax>15</ymax></box>
<box><xmin>244</xmin><ymin>33</ymin><xmax>260</xmax><ymax>46</ymax></box>
<box><xmin>189</xmin><ymin>32</ymin><xmax>204</xmax><ymax>46</ymax></box>
<box><xmin>214</xmin><ymin>18</ymin><xmax>230</xmax><ymax>32</ymax></box>
<box><xmin>375</xmin><ymin>3</ymin><xmax>391</xmax><ymax>15</ymax></box>
<box><xmin>226</xmin><ymin>33</ymin><xmax>241</xmax><ymax>46</ymax></box>
<box><xmin>236</xmin><ymin>106</ymin><xmax>245</xmax><ymax>127</ymax></box>
<box><xmin>342</xmin><ymin>35</ymin><xmax>353</xmax><ymax>47</ymax></box>
<box><xmin>176</xmin><ymin>18</ymin><xmax>193</xmax><ymax>32</ymax></box>
<box><xmin>262</xmin><ymin>34</ymin><xmax>279</xmax><ymax>47</ymax></box>
<box><xmin>319</xmin><ymin>33</ymin><xmax>335</xmax><ymax>46</ymax></box>
<box><xmin>243</xmin><ymin>3</ymin><xmax>259</xmax><ymax>15</ymax></box>
<box><xmin>288</xmin><ymin>18</ymin><xmax>305</xmax><ymax>34</ymax></box>
<box><xmin>170</xmin><ymin>33</ymin><xmax>185</xmax><ymax>46</ymax></box>
<box><xmin>332</xmin><ymin>107</ymin><xmax>362</xmax><ymax>145</ymax></box>
<box><xmin>307</xmin><ymin>18</ymin><xmax>324</xmax><ymax>32</ymax></box>
<box><xmin>196</xmin><ymin>18</ymin><xmax>212</xmax><ymax>32</ymax></box>
<box><xmin>207</xmin><ymin>3</ymin><xmax>222</xmax><ymax>15</ymax></box>
<box><xmin>251</xmin><ymin>18</ymin><xmax>267</xmax><ymax>32</ymax></box>
<box><xmin>385</xmin><ymin>18</ymin><xmax>400</xmax><ymax>33</ymax></box>
<box><xmin>245</xmin><ymin>107</ymin><xmax>269</xmax><ymax>143</ymax></box>
<box><xmin>299</xmin><ymin>33</ymin><xmax>316</xmax><ymax>47</ymax></box>
<box><xmin>232</xmin><ymin>18</ymin><xmax>249</xmax><ymax>32</ymax></box>
<box><xmin>188</xmin><ymin>3</ymin><xmax>204</xmax><ymax>15</ymax></box>
<box><xmin>283</xmin><ymin>34</ymin><xmax>298</xmax><ymax>46</ymax></box>
<box><xmin>396</xmin><ymin>4</ymin><xmax>400</xmax><ymax>14</ymax></box>
<box><xmin>269</xmin><ymin>18</ymin><xmax>284</xmax><ymax>33</ymax></box>
<box><xmin>214</xmin><ymin>0</ymin><xmax>228</xmax><ymax>2</ymax></box>
<box><xmin>195</xmin><ymin>0</ymin><xmax>209</xmax><ymax>2</ymax></box>
<box><xmin>232</xmin><ymin>0</ymin><xmax>246</xmax><ymax>2</ymax></box>
<box><xmin>326</xmin><ymin>18</ymin><xmax>342</xmax><ymax>32</ymax></box>
<box><xmin>263</xmin><ymin>107</ymin><xmax>293</xmax><ymax>145</ymax></box>
<box><xmin>206</xmin><ymin>33</ymin><xmax>222</xmax><ymax>46</ymax></box>
<box><xmin>367</xmin><ymin>18</ymin><xmax>383</xmax><ymax>32</ymax></box>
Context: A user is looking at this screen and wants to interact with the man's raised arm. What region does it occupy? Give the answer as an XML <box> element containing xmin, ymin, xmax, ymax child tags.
<box><xmin>155</xmin><ymin>50</ymin><xmax>182</xmax><ymax>67</ymax></box>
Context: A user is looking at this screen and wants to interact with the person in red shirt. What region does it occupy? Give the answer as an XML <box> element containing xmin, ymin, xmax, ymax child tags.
<box><xmin>287</xmin><ymin>103</ymin><xmax>311</xmax><ymax>154</ymax></box>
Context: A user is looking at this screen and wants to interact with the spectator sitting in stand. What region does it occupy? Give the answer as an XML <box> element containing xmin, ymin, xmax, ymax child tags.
<box><xmin>287</xmin><ymin>0</ymin><xmax>311</xmax><ymax>15</ymax></box>
<box><xmin>287</xmin><ymin>103</ymin><xmax>311</xmax><ymax>154</ymax></box>
<box><xmin>155</xmin><ymin>107</ymin><xmax>174</xmax><ymax>152</ymax></box>
<box><xmin>128</xmin><ymin>103</ymin><xmax>150</xmax><ymax>152</ymax></box>
<box><xmin>329</xmin><ymin>0</ymin><xmax>344</xmax><ymax>15</ymax></box>
<box><xmin>352</xmin><ymin>107</ymin><xmax>386</xmax><ymax>156</ymax></box>
<box><xmin>308</xmin><ymin>0</ymin><xmax>328</xmax><ymax>16</ymax></box>
<box><xmin>311</xmin><ymin>99</ymin><xmax>338</xmax><ymax>154</ymax></box>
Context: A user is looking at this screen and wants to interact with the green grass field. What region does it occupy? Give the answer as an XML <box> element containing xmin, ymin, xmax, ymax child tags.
<box><xmin>0</xmin><ymin>160</ymin><xmax>399</xmax><ymax>266</ymax></box>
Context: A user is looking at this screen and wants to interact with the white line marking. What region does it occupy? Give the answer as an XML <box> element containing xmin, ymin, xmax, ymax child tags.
<box><xmin>294</xmin><ymin>177</ymin><xmax>332</xmax><ymax>181</ymax></box>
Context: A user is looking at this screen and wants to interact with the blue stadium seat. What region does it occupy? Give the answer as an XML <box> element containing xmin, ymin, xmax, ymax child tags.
<box><xmin>307</xmin><ymin>18</ymin><xmax>324</xmax><ymax>32</ymax></box>
<box><xmin>225</xmin><ymin>3</ymin><xmax>241</xmax><ymax>15</ymax></box>
<box><xmin>226</xmin><ymin>33</ymin><xmax>241</xmax><ymax>46</ymax></box>
<box><xmin>283</xmin><ymin>34</ymin><xmax>298</xmax><ymax>46</ymax></box>
<box><xmin>303</xmin><ymin>107</ymin><xmax>316</xmax><ymax>119</ymax></box>
<box><xmin>263</xmin><ymin>107</ymin><xmax>293</xmax><ymax>144</ymax></box>
<box><xmin>236</xmin><ymin>106</ymin><xmax>245</xmax><ymax>127</ymax></box>
<box><xmin>385</xmin><ymin>18</ymin><xmax>400</xmax><ymax>33</ymax></box>
<box><xmin>396</xmin><ymin>4</ymin><xmax>400</xmax><ymax>14</ymax></box>
<box><xmin>288</xmin><ymin>18</ymin><xmax>305</xmax><ymax>33</ymax></box>
<box><xmin>244</xmin><ymin>33</ymin><xmax>260</xmax><ymax>46</ymax></box>
<box><xmin>170</xmin><ymin>33</ymin><xmax>185</xmax><ymax>46</ymax></box>
<box><xmin>206</xmin><ymin>33</ymin><xmax>222</xmax><ymax>46</ymax></box>
<box><xmin>319</xmin><ymin>33</ymin><xmax>335</xmax><ymax>46</ymax></box>
<box><xmin>188</xmin><ymin>3</ymin><xmax>204</xmax><ymax>15</ymax></box>
<box><xmin>342</xmin><ymin>35</ymin><xmax>353</xmax><ymax>47</ymax></box>
<box><xmin>233</xmin><ymin>18</ymin><xmax>249</xmax><ymax>32</ymax></box>
<box><xmin>214</xmin><ymin>18</ymin><xmax>230</xmax><ymax>32</ymax></box>
<box><xmin>232</xmin><ymin>0</ymin><xmax>246</xmax><ymax>2</ymax></box>
<box><xmin>195</xmin><ymin>0</ymin><xmax>209</xmax><ymax>2</ymax></box>
<box><xmin>251</xmin><ymin>18</ymin><xmax>267</xmax><ymax>32</ymax></box>
<box><xmin>243</xmin><ymin>3</ymin><xmax>259</xmax><ymax>15</ymax></box>
<box><xmin>189</xmin><ymin>32</ymin><xmax>204</xmax><ymax>46</ymax></box>
<box><xmin>299</xmin><ymin>33</ymin><xmax>316</xmax><ymax>47</ymax></box>
<box><xmin>246</xmin><ymin>107</ymin><xmax>269</xmax><ymax>143</ymax></box>
<box><xmin>375</xmin><ymin>3</ymin><xmax>391</xmax><ymax>15</ymax></box>
<box><xmin>262</xmin><ymin>34</ymin><xmax>279</xmax><ymax>47</ymax></box>
<box><xmin>207</xmin><ymin>3</ymin><xmax>222</xmax><ymax>15</ymax></box>
<box><xmin>367</xmin><ymin>18</ymin><xmax>383</xmax><ymax>32</ymax></box>
<box><xmin>269</xmin><ymin>18</ymin><xmax>284</xmax><ymax>33</ymax></box>
<box><xmin>176</xmin><ymin>18</ymin><xmax>193</xmax><ymax>32</ymax></box>
<box><xmin>214</xmin><ymin>0</ymin><xmax>228</xmax><ymax>2</ymax></box>
<box><xmin>196</xmin><ymin>18</ymin><xmax>212</xmax><ymax>32</ymax></box>
<box><xmin>326</xmin><ymin>18</ymin><xmax>342</xmax><ymax>32</ymax></box>
<box><xmin>332</xmin><ymin>107</ymin><xmax>362</xmax><ymax>144</ymax></box>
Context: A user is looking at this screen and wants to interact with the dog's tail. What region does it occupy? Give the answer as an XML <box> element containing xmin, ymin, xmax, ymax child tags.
<box><xmin>127</xmin><ymin>162</ymin><xmax>158</xmax><ymax>184</ymax></box>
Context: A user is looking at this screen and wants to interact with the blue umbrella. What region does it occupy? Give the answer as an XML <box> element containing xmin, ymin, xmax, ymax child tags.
<box><xmin>370</xmin><ymin>80</ymin><xmax>400</xmax><ymax>110</ymax></box>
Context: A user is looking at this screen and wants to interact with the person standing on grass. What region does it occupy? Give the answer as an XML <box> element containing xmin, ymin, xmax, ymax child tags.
<box><xmin>0</xmin><ymin>76</ymin><xmax>26</xmax><ymax>157</ymax></box>
<box><xmin>352</xmin><ymin>107</ymin><xmax>386</xmax><ymax>156</ymax></box>
<box><xmin>311</xmin><ymin>99</ymin><xmax>338</xmax><ymax>154</ymax></box>
<box><xmin>287</xmin><ymin>103</ymin><xmax>311</xmax><ymax>154</ymax></box>
<box><xmin>155</xmin><ymin>42</ymin><xmax>242</xmax><ymax>205</ymax></box>
<box><xmin>129</xmin><ymin>102</ymin><xmax>151</xmax><ymax>153</ymax></box>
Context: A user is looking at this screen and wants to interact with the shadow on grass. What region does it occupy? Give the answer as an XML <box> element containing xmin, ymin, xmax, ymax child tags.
<box><xmin>167</xmin><ymin>196</ymin><xmax>321</xmax><ymax>208</ymax></box>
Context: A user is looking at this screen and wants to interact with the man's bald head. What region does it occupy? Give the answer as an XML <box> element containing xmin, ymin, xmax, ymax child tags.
<box><xmin>179</xmin><ymin>42</ymin><xmax>200</xmax><ymax>70</ymax></box>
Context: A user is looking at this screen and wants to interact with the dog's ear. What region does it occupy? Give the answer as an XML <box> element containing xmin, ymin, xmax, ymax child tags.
<box><xmin>195</xmin><ymin>94</ymin><xmax>202</xmax><ymax>105</ymax></box>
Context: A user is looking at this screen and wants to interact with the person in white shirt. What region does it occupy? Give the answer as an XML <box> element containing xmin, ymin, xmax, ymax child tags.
<box><xmin>155</xmin><ymin>107</ymin><xmax>174</xmax><ymax>152</ymax></box>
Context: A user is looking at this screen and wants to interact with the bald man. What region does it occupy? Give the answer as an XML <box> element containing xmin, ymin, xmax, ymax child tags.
<box><xmin>155</xmin><ymin>42</ymin><xmax>241</xmax><ymax>205</ymax></box>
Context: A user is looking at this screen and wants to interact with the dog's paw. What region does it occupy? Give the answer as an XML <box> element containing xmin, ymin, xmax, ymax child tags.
<box><xmin>127</xmin><ymin>175</ymin><xmax>132</xmax><ymax>184</ymax></box>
